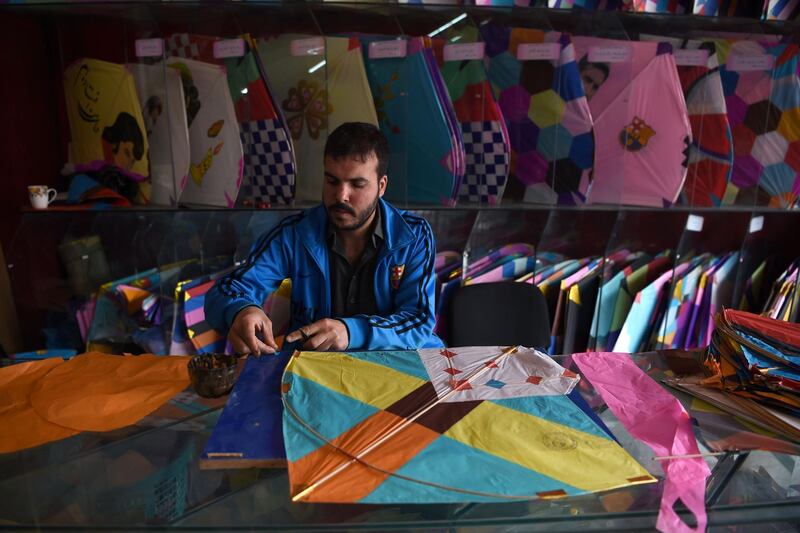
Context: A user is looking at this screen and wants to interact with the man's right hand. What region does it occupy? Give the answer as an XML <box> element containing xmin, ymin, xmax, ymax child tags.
<box><xmin>229</xmin><ymin>306</ymin><xmax>279</xmax><ymax>356</ymax></box>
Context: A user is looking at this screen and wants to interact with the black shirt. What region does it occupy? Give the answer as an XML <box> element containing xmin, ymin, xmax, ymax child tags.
<box><xmin>327</xmin><ymin>210</ymin><xmax>383</xmax><ymax>318</ymax></box>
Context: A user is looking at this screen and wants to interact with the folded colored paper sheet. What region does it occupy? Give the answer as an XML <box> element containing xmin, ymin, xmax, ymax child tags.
<box><xmin>547</xmin><ymin>0</ymin><xmax>623</xmax><ymax>8</ymax></box>
<box><xmin>30</xmin><ymin>352</ymin><xmax>190</xmax><ymax>432</ymax></box>
<box><xmin>629</xmin><ymin>0</ymin><xmax>692</xmax><ymax>12</ymax></box>
<box><xmin>64</xmin><ymin>58</ymin><xmax>150</xmax><ymax>182</ymax></box>
<box><xmin>129</xmin><ymin>63</ymin><xmax>191</xmax><ymax>206</ymax></box>
<box><xmin>258</xmin><ymin>35</ymin><xmax>378</xmax><ymax>203</ymax></box>
<box><xmin>165</xmin><ymin>57</ymin><xmax>243</xmax><ymax>207</ymax></box>
<box><xmin>694</xmin><ymin>0</ymin><xmax>763</xmax><ymax>16</ymax></box>
<box><xmin>166</xmin><ymin>33</ymin><xmax>297</xmax><ymax>206</ymax></box>
<box><xmin>614</xmin><ymin>261</ymin><xmax>691</xmax><ymax>353</ymax></box>
<box><xmin>572</xmin><ymin>37</ymin><xmax>691</xmax><ymax>206</ymax></box>
<box><xmin>0</xmin><ymin>358</ymin><xmax>79</xmax><ymax>453</ymax></box>
<box><xmin>283</xmin><ymin>346</ymin><xmax>654</xmax><ymax>503</ymax></box>
<box><xmin>431</xmin><ymin>34</ymin><xmax>510</xmax><ymax>205</ymax></box>
<box><xmin>638</xmin><ymin>38</ymin><xmax>732</xmax><ymax>206</ymax></box>
<box><xmin>763</xmin><ymin>0</ymin><xmax>800</xmax><ymax>20</ymax></box>
<box><xmin>362</xmin><ymin>36</ymin><xmax>461</xmax><ymax>204</ymax></box>
<box><xmin>716</xmin><ymin>40</ymin><xmax>800</xmax><ymax>207</ymax></box>
<box><xmin>574</xmin><ymin>352</ymin><xmax>711</xmax><ymax>533</ymax></box>
<box><xmin>481</xmin><ymin>25</ymin><xmax>593</xmax><ymax>205</ymax></box>
<box><xmin>0</xmin><ymin>353</ymin><xmax>190</xmax><ymax>453</ymax></box>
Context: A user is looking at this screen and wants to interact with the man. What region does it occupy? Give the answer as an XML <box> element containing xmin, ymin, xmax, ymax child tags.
<box><xmin>205</xmin><ymin>122</ymin><xmax>443</xmax><ymax>354</ymax></box>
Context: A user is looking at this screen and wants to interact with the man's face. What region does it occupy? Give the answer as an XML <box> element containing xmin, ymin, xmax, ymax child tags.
<box><xmin>323</xmin><ymin>152</ymin><xmax>387</xmax><ymax>231</ymax></box>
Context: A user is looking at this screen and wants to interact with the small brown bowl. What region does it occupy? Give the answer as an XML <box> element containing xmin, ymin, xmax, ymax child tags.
<box><xmin>188</xmin><ymin>353</ymin><xmax>239</xmax><ymax>398</ymax></box>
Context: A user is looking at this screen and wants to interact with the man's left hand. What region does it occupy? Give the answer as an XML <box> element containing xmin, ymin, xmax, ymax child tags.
<box><xmin>286</xmin><ymin>319</ymin><xmax>349</xmax><ymax>351</ymax></box>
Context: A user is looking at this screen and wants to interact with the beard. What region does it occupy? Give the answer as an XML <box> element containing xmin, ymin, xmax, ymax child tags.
<box><xmin>326</xmin><ymin>193</ymin><xmax>380</xmax><ymax>231</ymax></box>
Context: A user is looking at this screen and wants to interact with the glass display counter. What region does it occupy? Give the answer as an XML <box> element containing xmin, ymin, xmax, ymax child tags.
<box><xmin>1</xmin><ymin>349</ymin><xmax>799</xmax><ymax>530</ymax></box>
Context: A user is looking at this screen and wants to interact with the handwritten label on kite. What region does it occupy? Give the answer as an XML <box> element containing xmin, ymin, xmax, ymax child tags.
<box><xmin>213</xmin><ymin>39</ymin><xmax>245</xmax><ymax>59</ymax></box>
<box><xmin>517</xmin><ymin>43</ymin><xmax>561</xmax><ymax>61</ymax></box>
<box><xmin>728</xmin><ymin>54</ymin><xmax>774</xmax><ymax>72</ymax></box>
<box><xmin>674</xmin><ymin>49</ymin><xmax>709</xmax><ymax>67</ymax></box>
<box><xmin>444</xmin><ymin>42</ymin><xmax>485</xmax><ymax>62</ymax></box>
<box><xmin>686</xmin><ymin>214</ymin><xmax>704</xmax><ymax>233</ymax></box>
<box><xmin>749</xmin><ymin>215</ymin><xmax>764</xmax><ymax>234</ymax></box>
<box><xmin>588</xmin><ymin>46</ymin><xmax>631</xmax><ymax>63</ymax></box>
<box><xmin>369</xmin><ymin>40</ymin><xmax>407</xmax><ymax>59</ymax></box>
<box><xmin>291</xmin><ymin>37</ymin><xmax>325</xmax><ymax>56</ymax></box>
<box><xmin>135</xmin><ymin>38</ymin><xmax>164</xmax><ymax>58</ymax></box>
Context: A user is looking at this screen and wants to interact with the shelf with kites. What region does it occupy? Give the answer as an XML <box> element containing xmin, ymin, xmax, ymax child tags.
<box><xmin>4</xmin><ymin>0</ymin><xmax>800</xmax><ymax>219</ymax></box>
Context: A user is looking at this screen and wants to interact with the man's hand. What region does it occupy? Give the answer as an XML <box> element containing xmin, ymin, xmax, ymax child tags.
<box><xmin>229</xmin><ymin>306</ymin><xmax>278</xmax><ymax>355</ymax></box>
<box><xmin>286</xmin><ymin>319</ymin><xmax>349</xmax><ymax>351</ymax></box>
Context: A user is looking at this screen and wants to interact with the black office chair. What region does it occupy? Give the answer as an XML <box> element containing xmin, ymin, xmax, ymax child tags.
<box><xmin>444</xmin><ymin>281</ymin><xmax>550</xmax><ymax>350</ymax></box>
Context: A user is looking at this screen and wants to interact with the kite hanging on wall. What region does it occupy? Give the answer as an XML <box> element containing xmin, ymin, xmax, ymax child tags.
<box><xmin>481</xmin><ymin>25</ymin><xmax>594</xmax><ymax>205</ymax></box>
<box><xmin>165</xmin><ymin>33</ymin><xmax>297</xmax><ymax>206</ymax></box>
<box><xmin>63</xmin><ymin>58</ymin><xmax>150</xmax><ymax>194</ymax></box>
<box><xmin>128</xmin><ymin>63</ymin><xmax>191</xmax><ymax>206</ymax></box>
<box><xmin>282</xmin><ymin>346</ymin><xmax>655</xmax><ymax>503</ymax></box>
<box><xmin>572</xmin><ymin>37</ymin><xmax>691</xmax><ymax>207</ymax></box>
<box><xmin>716</xmin><ymin>40</ymin><xmax>800</xmax><ymax>208</ymax></box>
<box><xmin>165</xmin><ymin>57</ymin><xmax>243</xmax><ymax>207</ymax></box>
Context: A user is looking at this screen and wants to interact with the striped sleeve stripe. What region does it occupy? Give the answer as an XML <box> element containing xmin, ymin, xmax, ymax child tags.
<box><xmin>217</xmin><ymin>213</ymin><xmax>304</xmax><ymax>297</ymax></box>
<box><xmin>368</xmin><ymin>215</ymin><xmax>435</xmax><ymax>332</ymax></box>
<box><xmin>367</xmin><ymin>217</ymin><xmax>430</xmax><ymax>329</ymax></box>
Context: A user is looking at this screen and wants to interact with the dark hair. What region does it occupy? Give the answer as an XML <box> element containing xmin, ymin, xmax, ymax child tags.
<box><xmin>578</xmin><ymin>56</ymin><xmax>610</xmax><ymax>80</ymax></box>
<box><xmin>324</xmin><ymin>122</ymin><xmax>389</xmax><ymax>178</ymax></box>
<box><xmin>102</xmin><ymin>112</ymin><xmax>144</xmax><ymax>160</ymax></box>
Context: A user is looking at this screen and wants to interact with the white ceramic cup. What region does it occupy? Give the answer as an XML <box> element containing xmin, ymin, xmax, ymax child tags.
<box><xmin>28</xmin><ymin>185</ymin><xmax>57</xmax><ymax>209</ymax></box>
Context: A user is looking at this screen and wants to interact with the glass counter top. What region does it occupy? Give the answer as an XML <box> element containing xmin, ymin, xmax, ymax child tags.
<box><xmin>1</xmin><ymin>350</ymin><xmax>799</xmax><ymax>530</ymax></box>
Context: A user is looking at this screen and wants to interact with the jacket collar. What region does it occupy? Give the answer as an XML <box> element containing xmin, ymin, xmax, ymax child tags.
<box><xmin>298</xmin><ymin>199</ymin><xmax>414</xmax><ymax>262</ymax></box>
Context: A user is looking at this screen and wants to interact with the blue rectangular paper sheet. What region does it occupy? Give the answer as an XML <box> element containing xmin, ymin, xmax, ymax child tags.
<box><xmin>200</xmin><ymin>352</ymin><xmax>291</xmax><ymax>469</ymax></box>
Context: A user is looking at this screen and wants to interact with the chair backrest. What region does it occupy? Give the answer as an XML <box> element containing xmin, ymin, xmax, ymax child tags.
<box><xmin>444</xmin><ymin>281</ymin><xmax>550</xmax><ymax>350</ymax></box>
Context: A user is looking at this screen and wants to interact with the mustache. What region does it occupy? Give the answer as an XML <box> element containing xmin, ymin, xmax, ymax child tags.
<box><xmin>327</xmin><ymin>202</ymin><xmax>355</xmax><ymax>215</ymax></box>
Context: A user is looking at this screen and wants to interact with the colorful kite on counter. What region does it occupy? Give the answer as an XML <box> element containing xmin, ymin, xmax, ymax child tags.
<box><xmin>362</xmin><ymin>36</ymin><xmax>463</xmax><ymax>205</ymax></box>
<box><xmin>282</xmin><ymin>346</ymin><xmax>655</xmax><ymax>503</ymax></box>
<box><xmin>63</xmin><ymin>58</ymin><xmax>150</xmax><ymax>188</ymax></box>
<box><xmin>572</xmin><ymin>37</ymin><xmax>691</xmax><ymax>207</ymax></box>
<box><xmin>481</xmin><ymin>26</ymin><xmax>594</xmax><ymax>205</ymax></box>
<box><xmin>716</xmin><ymin>40</ymin><xmax>800</xmax><ymax>208</ymax></box>
<box><xmin>165</xmin><ymin>33</ymin><xmax>296</xmax><ymax>206</ymax></box>
<box><xmin>165</xmin><ymin>57</ymin><xmax>243</xmax><ymax>207</ymax></box>
<box><xmin>128</xmin><ymin>63</ymin><xmax>191</xmax><ymax>206</ymax></box>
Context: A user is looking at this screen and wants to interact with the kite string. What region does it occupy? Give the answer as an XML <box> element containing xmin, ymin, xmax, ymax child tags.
<box><xmin>290</xmin><ymin>346</ymin><xmax>521</xmax><ymax>501</ymax></box>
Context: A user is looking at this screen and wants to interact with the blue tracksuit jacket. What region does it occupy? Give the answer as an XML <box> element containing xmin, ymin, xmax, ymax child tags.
<box><xmin>204</xmin><ymin>199</ymin><xmax>444</xmax><ymax>350</ymax></box>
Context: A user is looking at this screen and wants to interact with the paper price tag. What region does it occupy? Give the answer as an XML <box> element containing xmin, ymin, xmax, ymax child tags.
<box><xmin>135</xmin><ymin>38</ymin><xmax>164</xmax><ymax>58</ymax></box>
<box><xmin>291</xmin><ymin>37</ymin><xmax>325</xmax><ymax>56</ymax></box>
<box><xmin>213</xmin><ymin>39</ymin><xmax>245</xmax><ymax>59</ymax></box>
<box><xmin>517</xmin><ymin>43</ymin><xmax>561</xmax><ymax>61</ymax></box>
<box><xmin>369</xmin><ymin>40</ymin><xmax>407</xmax><ymax>59</ymax></box>
<box><xmin>728</xmin><ymin>54</ymin><xmax>774</xmax><ymax>72</ymax></box>
<box><xmin>686</xmin><ymin>214</ymin><xmax>704</xmax><ymax>232</ymax></box>
<box><xmin>749</xmin><ymin>215</ymin><xmax>764</xmax><ymax>234</ymax></box>
<box><xmin>588</xmin><ymin>46</ymin><xmax>631</xmax><ymax>63</ymax></box>
<box><xmin>674</xmin><ymin>49</ymin><xmax>709</xmax><ymax>67</ymax></box>
<box><xmin>444</xmin><ymin>42</ymin><xmax>485</xmax><ymax>62</ymax></box>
